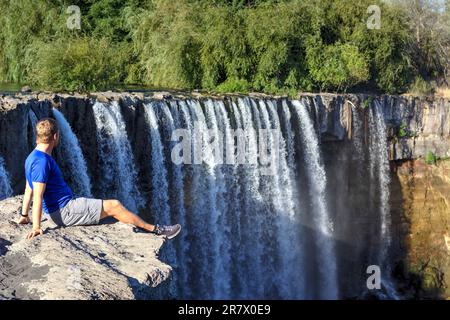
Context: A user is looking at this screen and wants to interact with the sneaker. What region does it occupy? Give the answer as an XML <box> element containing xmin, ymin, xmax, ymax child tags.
<box><xmin>154</xmin><ymin>224</ymin><xmax>181</xmax><ymax>239</ymax></box>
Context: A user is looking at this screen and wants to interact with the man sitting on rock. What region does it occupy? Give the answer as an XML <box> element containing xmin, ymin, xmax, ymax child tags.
<box><xmin>17</xmin><ymin>118</ymin><xmax>181</xmax><ymax>240</ymax></box>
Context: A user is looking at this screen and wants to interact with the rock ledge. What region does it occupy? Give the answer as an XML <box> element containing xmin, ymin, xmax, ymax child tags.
<box><xmin>0</xmin><ymin>196</ymin><xmax>172</xmax><ymax>300</ymax></box>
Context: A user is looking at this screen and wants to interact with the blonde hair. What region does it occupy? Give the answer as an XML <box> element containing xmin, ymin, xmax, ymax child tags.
<box><xmin>36</xmin><ymin>118</ymin><xmax>59</xmax><ymax>144</ymax></box>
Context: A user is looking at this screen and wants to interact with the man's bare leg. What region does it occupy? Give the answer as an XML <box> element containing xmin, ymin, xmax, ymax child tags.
<box><xmin>101</xmin><ymin>199</ymin><xmax>155</xmax><ymax>232</ymax></box>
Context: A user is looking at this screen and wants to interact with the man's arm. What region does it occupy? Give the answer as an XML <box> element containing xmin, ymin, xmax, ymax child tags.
<box><xmin>26</xmin><ymin>182</ymin><xmax>46</xmax><ymax>239</ymax></box>
<box><xmin>17</xmin><ymin>182</ymin><xmax>33</xmax><ymax>224</ymax></box>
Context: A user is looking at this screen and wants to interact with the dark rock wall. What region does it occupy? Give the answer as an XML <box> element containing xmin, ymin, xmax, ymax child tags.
<box><xmin>0</xmin><ymin>92</ymin><xmax>448</xmax><ymax>298</ymax></box>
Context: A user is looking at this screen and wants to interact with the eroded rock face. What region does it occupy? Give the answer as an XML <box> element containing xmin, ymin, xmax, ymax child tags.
<box><xmin>385</xmin><ymin>96</ymin><xmax>450</xmax><ymax>160</ymax></box>
<box><xmin>0</xmin><ymin>196</ymin><xmax>172</xmax><ymax>300</ymax></box>
<box><xmin>392</xmin><ymin>159</ymin><xmax>450</xmax><ymax>299</ymax></box>
<box><xmin>1</xmin><ymin>92</ymin><xmax>449</xmax><ymax>196</ymax></box>
<box><xmin>0</xmin><ymin>92</ymin><xmax>448</xmax><ymax>299</ymax></box>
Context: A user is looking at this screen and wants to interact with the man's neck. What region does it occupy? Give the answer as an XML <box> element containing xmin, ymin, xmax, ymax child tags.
<box><xmin>35</xmin><ymin>143</ymin><xmax>54</xmax><ymax>156</ymax></box>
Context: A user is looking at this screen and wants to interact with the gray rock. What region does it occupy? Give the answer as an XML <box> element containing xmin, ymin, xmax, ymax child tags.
<box><xmin>152</xmin><ymin>92</ymin><xmax>173</xmax><ymax>100</ymax></box>
<box><xmin>20</xmin><ymin>86</ymin><xmax>32</xmax><ymax>93</ymax></box>
<box><xmin>0</xmin><ymin>196</ymin><xmax>172</xmax><ymax>300</ymax></box>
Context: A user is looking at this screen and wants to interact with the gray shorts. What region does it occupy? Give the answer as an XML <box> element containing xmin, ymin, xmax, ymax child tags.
<box><xmin>48</xmin><ymin>197</ymin><xmax>103</xmax><ymax>227</ymax></box>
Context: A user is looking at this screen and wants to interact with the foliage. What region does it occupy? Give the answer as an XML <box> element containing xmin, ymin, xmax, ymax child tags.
<box><xmin>362</xmin><ymin>96</ymin><xmax>374</xmax><ymax>109</ymax></box>
<box><xmin>409</xmin><ymin>76</ymin><xmax>434</xmax><ymax>96</ymax></box>
<box><xmin>398</xmin><ymin>124</ymin><xmax>408</xmax><ymax>138</ymax></box>
<box><xmin>25</xmin><ymin>37</ymin><xmax>129</xmax><ymax>91</ymax></box>
<box><xmin>306</xmin><ymin>40</ymin><xmax>369</xmax><ymax>91</ymax></box>
<box><xmin>215</xmin><ymin>78</ymin><xmax>251</xmax><ymax>93</ymax></box>
<box><xmin>0</xmin><ymin>0</ymin><xmax>449</xmax><ymax>93</ymax></box>
<box><xmin>425</xmin><ymin>151</ymin><xmax>437</xmax><ymax>165</ymax></box>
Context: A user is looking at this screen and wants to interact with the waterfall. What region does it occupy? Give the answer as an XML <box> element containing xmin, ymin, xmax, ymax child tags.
<box><xmin>0</xmin><ymin>155</ymin><xmax>12</xmax><ymax>200</ymax></box>
<box><xmin>92</xmin><ymin>101</ymin><xmax>144</xmax><ymax>213</ymax></box>
<box><xmin>28</xmin><ymin>110</ymin><xmax>38</xmax><ymax>148</ymax></box>
<box><xmin>204</xmin><ymin>99</ymin><xmax>232</xmax><ymax>299</ymax></box>
<box><xmin>186</xmin><ymin>99</ymin><xmax>221</xmax><ymax>299</ymax></box>
<box><xmin>52</xmin><ymin>108</ymin><xmax>92</xmax><ymax>197</ymax></box>
<box><xmin>371</xmin><ymin>100</ymin><xmax>391</xmax><ymax>262</ymax></box>
<box><xmin>166</xmin><ymin>101</ymin><xmax>190</xmax><ymax>298</ymax></box>
<box><xmin>0</xmin><ymin>87</ymin><xmax>424</xmax><ymax>300</ymax></box>
<box><xmin>237</xmin><ymin>98</ymin><xmax>265</xmax><ymax>298</ymax></box>
<box><xmin>143</xmin><ymin>102</ymin><xmax>171</xmax><ymax>224</ymax></box>
<box><xmin>267</xmin><ymin>100</ymin><xmax>305</xmax><ymax>299</ymax></box>
<box><xmin>170</xmin><ymin>100</ymin><xmax>194</xmax><ymax>298</ymax></box>
<box><xmin>257</xmin><ymin>99</ymin><xmax>289</xmax><ymax>298</ymax></box>
<box><xmin>368</xmin><ymin>99</ymin><xmax>397</xmax><ymax>298</ymax></box>
<box><xmin>229</xmin><ymin>99</ymin><xmax>249</xmax><ymax>297</ymax></box>
<box><xmin>144</xmin><ymin>102</ymin><xmax>180</xmax><ymax>291</ymax></box>
<box><xmin>0</xmin><ymin>95</ymin><xmax>400</xmax><ymax>299</ymax></box>
<box><xmin>292</xmin><ymin>99</ymin><xmax>338</xmax><ymax>299</ymax></box>
<box><xmin>349</xmin><ymin>101</ymin><xmax>364</xmax><ymax>159</ymax></box>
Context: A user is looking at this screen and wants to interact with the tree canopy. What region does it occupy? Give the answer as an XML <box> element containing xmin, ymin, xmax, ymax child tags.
<box><xmin>0</xmin><ymin>0</ymin><xmax>448</xmax><ymax>94</ymax></box>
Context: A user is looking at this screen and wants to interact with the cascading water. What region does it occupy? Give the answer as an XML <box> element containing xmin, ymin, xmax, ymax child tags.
<box><xmin>186</xmin><ymin>99</ymin><xmax>222</xmax><ymax>299</ymax></box>
<box><xmin>53</xmin><ymin>108</ymin><xmax>92</xmax><ymax>197</ymax></box>
<box><xmin>348</xmin><ymin>100</ymin><xmax>365</xmax><ymax>159</ymax></box>
<box><xmin>203</xmin><ymin>99</ymin><xmax>232</xmax><ymax>299</ymax></box>
<box><xmin>369</xmin><ymin>101</ymin><xmax>391</xmax><ymax>263</ymax></box>
<box><xmin>142</xmin><ymin>102</ymin><xmax>181</xmax><ymax>285</ymax></box>
<box><xmin>236</xmin><ymin>98</ymin><xmax>266</xmax><ymax>298</ymax></box>
<box><xmin>170</xmin><ymin>100</ymin><xmax>194</xmax><ymax>298</ymax></box>
<box><xmin>159</xmin><ymin>98</ymin><xmax>341</xmax><ymax>299</ymax></box>
<box><xmin>0</xmin><ymin>155</ymin><xmax>12</xmax><ymax>200</ymax></box>
<box><xmin>92</xmin><ymin>101</ymin><xmax>144</xmax><ymax>213</ymax></box>
<box><xmin>143</xmin><ymin>102</ymin><xmax>171</xmax><ymax>224</ymax></box>
<box><xmin>292</xmin><ymin>99</ymin><xmax>338</xmax><ymax>299</ymax></box>
<box><xmin>267</xmin><ymin>100</ymin><xmax>304</xmax><ymax>299</ymax></box>
<box><xmin>368</xmin><ymin>100</ymin><xmax>397</xmax><ymax>299</ymax></box>
<box><xmin>2</xmin><ymin>96</ymin><xmax>398</xmax><ymax>299</ymax></box>
<box><xmin>28</xmin><ymin>110</ymin><xmax>38</xmax><ymax>148</ymax></box>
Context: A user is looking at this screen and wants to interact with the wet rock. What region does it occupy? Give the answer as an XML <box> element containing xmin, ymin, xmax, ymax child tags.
<box><xmin>0</xmin><ymin>196</ymin><xmax>172</xmax><ymax>300</ymax></box>
<box><xmin>0</xmin><ymin>92</ymin><xmax>448</xmax><ymax>195</ymax></box>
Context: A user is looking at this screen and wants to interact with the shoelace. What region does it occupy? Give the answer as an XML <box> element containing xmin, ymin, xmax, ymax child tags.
<box><xmin>156</xmin><ymin>225</ymin><xmax>170</xmax><ymax>233</ymax></box>
<box><xmin>163</xmin><ymin>225</ymin><xmax>174</xmax><ymax>232</ymax></box>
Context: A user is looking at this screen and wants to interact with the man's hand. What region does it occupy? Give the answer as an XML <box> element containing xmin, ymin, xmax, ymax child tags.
<box><xmin>26</xmin><ymin>228</ymin><xmax>43</xmax><ymax>240</ymax></box>
<box><xmin>17</xmin><ymin>216</ymin><xmax>31</xmax><ymax>225</ymax></box>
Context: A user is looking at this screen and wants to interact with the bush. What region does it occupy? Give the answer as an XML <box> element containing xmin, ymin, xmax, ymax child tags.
<box><xmin>398</xmin><ymin>124</ymin><xmax>408</xmax><ymax>138</ymax></box>
<box><xmin>215</xmin><ymin>78</ymin><xmax>250</xmax><ymax>93</ymax></box>
<box><xmin>199</xmin><ymin>6</ymin><xmax>252</xmax><ymax>90</ymax></box>
<box><xmin>245</xmin><ymin>1</ymin><xmax>319</xmax><ymax>93</ymax></box>
<box><xmin>25</xmin><ymin>37</ymin><xmax>130</xmax><ymax>92</ymax></box>
<box><xmin>0</xmin><ymin>0</ymin><xmax>67</xmax><ymax>83</ymax></box>
<box><xmin>425</xmin><ymin>151</ymin><xmax>437</xmax><ymax>165</ymax></box>
<box><xmin>131</xmin><ymin>0</ymin><xmax>203</xmax><ymax>89</ymax></box>
<box><xmin>1</xmin><ymin>0</ymin><xmax>448</xmax><ymax>93</ymax></box>
<box><xmin>306</xmin><ymin>41</ymin><xmax>369</xmax><ymax>91</ymax></box>
<box><xmin>362</xmin><ymin>96</ymin><xmax>374</xmax><ymax>109</ymax></box>
<box><xmin>409</xmin><ymin>76</ymin><xmax>434</xmax><ymax>96</ymax></box>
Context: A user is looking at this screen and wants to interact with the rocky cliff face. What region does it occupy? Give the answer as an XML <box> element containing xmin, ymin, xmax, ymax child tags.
<box><xmin>304</xmin><ymin>94</ymin><xmax>449</xmax><ymax>160</ymax></box>
<box><xmin>391</xmin><ymin>159</ymin><xmax>450</xmax><ymax>299</ymax></box>
<box><xmin>0</xmin><ymin>91</ymin><xmax>448</xmax><ymax>299</ymax></box>
<box><xmin>0</xmin><ymin>196</ymin><xmax>172</xmax><ymax>300</ymax></box>
<box><xmin>1</xmin><ymin>92</ymin><xmax>449</xmax><ymax>193</ymax></box>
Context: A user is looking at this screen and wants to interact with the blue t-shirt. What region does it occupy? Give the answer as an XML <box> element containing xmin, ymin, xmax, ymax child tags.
<box><xmin>25</xmin><ymin>149</ymin><xmax>73</xmax><ymax>214</ymax></box>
